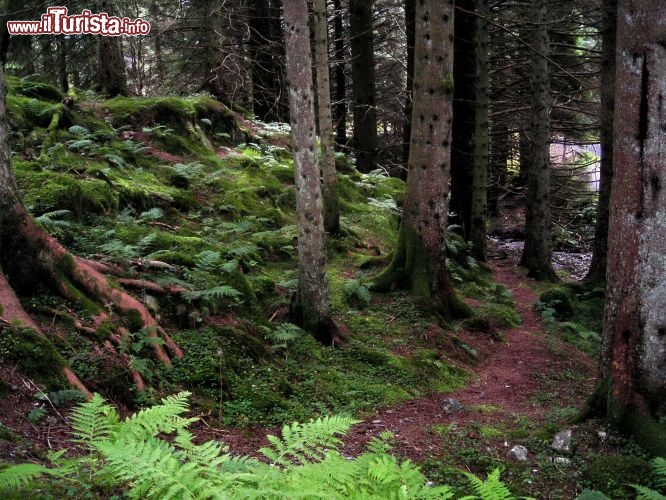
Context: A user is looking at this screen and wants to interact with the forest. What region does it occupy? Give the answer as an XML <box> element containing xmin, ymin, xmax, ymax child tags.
<box><xmin>0</xmin><ymin>0</ymin><xmax>665</xmax><ymax>498</ymax></box>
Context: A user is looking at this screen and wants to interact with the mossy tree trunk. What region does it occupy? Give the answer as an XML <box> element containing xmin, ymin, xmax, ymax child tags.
<box><xmin>585</xmin><ymin>0</ymin><xmax>616</xmax><ymax>284</ymax></box>
<box><xmin>0</xmin><ymin>65</ymin><xmax>181</xmax><ymax>395</ymax></box>
<box><xmin>283</xmin><ymin>0</ymin><xmax>335</xmax><ymax>341</ymax></box>
<box><xmin>519</xmin><ymin>0</ymin><xmax>557</xmax><ymax>282</ymax></box>
<box><xmin>595</xmin><ymin>0</ymin><xmax>666</xmax><ymax>456</ymax></box>
<box><xmin>313</xmin><ymin>0</ymin><xmax>340</xmax><ymax>235</ymax></box>
<box><xmin>470</xmin><ymin>0</ymin><xmax>490</xmax><ymax>262</ymax></box>
<box><xmin>372</xmin><ymin>0</ymin><xmax>470</xmax><ymax>320</ymax></box>
<box><xmin>349</xmin><ymin>0</ymin><xmax>378</xmax><ymax>172</ymax></box>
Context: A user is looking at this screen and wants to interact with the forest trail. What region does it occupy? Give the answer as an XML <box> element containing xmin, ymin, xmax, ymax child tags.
<box><xmin>338</xmin><ymin>258</ymin><xmax>597</xmax><ymax>462</ymax></box>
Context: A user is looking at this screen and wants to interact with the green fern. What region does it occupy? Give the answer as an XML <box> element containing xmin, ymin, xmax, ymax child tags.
<box><xmin>633</xmin><ymin>485</ymin><xmax>666</xmax><ymax>500</ymax></box>
<box><xmin>461</xmin><ymin>468</ymin><xmax>515</xmax><ymax>500</ymax></box>
<box><xmin>182</xmin><ymin>285</ymin><xmax>242</xmax><ymax>302</ymax></box>
<box><xmin>0</xmin><ymin>463</ymin><xmax>60</xmax><ymax>491</ymax></box>
<box><xmin>117</xmin><ymin>392</ymin><xmax>196</xmax><ymax>441</ymax></box>
<box><xmin>260</xmin><ymin>415</ymin><xmax>359</xmax><ymax>467</ymax></box>
<box><xmin>68</xmin><ymin>393</ymin><xmax>120</xmax><ymax>448</ymax></box>
<box><xmin>653</xmin><ymin>457</ymin><xmax>666</xmax><ymax>489</ymax></box>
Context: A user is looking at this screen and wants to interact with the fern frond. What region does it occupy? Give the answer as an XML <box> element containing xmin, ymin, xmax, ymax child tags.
<box><xmin>259</xmin><ymin>415</ymin><xmax>358</xmax><ymax>467</ymax></box>
<box><xmin>69</xmin><ymin>393</ymin><xmax>120</xmax><ymax>448</ymax></box>
<box><xmin>461</xmin><ymin>468</ymin><xmax>514</xmax><ymax>500</ymax></box>
<box><xmin>0</xmin><ymin>463</ymin><xmax>60</xmax><ymax>491</ymax></box>
<box><xmin>653</xmin><ymin>457</ymin><xmax>666</xmax><ymax>489</ymax></box>
<box><xmin>97</xmin><ymin>436</ymin><xmax>211</xmax><ymax>499</ymax></box>
<box><xmin>118</xmin><ymin>392</ymin><xmax>197</xmax><ymax>440</ymax></box>
<box><xmin>633</xmin><ymin>484</ymin><xmax>666</xmax><ymax>500</ymax></box>
<box><xmin>182</xmin><ymin>285</ymin><xmax>242</xmax><ymax>302</ymax></box>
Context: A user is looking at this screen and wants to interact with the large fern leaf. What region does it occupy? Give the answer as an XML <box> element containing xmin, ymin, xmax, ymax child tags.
<box><xmin>653</xmin><ymin>457</ymin><xmax>666</xmax><ymax>490</ymax></box>
<box><xmin>69</xmin><ymin>393</ymin><xmax>120</xmax><ymax>448</ymax></box>
<box><xmin>117</xmin><ymin>392</ymin><xmax>197</xmax><ymax>440</ymax></box>
<box><xmin>259</xmin><ymin>415</ymin><xmax>358</xmax><ymax>467</ymax></box>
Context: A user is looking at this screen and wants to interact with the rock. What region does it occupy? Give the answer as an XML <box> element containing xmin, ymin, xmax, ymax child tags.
<box><xmin>553</xmin><ymin>457</ymin><xmax>571</xmax><ymax>465</ymax></box>
<box><xmin>144</xmin><ymin>294</ymin><xmax>160</xmax><ymax>314</ymax></box>
<box><xmin>372</xmin><ymin>419</ymin><xmax>382</xmax><ymax>424</ymax></box>
<box><xmin>507</xmin><ymin>445</ymin><xmax>529</xmax><ymax>461</ymax></box>
<box><xmin>441</xmin><ymin>398</ymin><xmax>465</xmax><ymax>414</ymax></box>
<box><xmin>551</xmin><ymin>429</ymin><xmax>573</xmax><ymax>454</ymax></box>
<box><xmin>597</xmin><ymin>430</ymin><xmax>608</xmax><ymax>441</ymax></box>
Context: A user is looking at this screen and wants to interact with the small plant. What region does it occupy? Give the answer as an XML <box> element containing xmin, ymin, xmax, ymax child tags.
<box><xmin>343</xmin><ymin>279</ymin><xmax>372</xmax><ymax>309</ymax></box>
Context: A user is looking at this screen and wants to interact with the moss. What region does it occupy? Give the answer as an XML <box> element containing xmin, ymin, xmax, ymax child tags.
<box><xmin>587</xmin><ymin>455</ymin><xmax>653</xmax><ymax>498</ymax></box>
<box><xmin>6</xmin><ymin>76</ymin><xmax>64</xmax><ymax>102</ymax></box>
<box><xmin>477</xmin><ymin>303</ymin><xmax>522</xmax><ymax>329</ymax></box>
<box><xmin>94</xmin><ymin>318</ymin><xmax>116</xmax><ymax>341</ymax></box>
<box><xmin>539</xmin><ymin>287</ymin><xmax>575</xmax><ymax>320</ymax></box>
<box><xmin>0</xmin><ymin>327</ymin><xmax>67</xmax><ymax>386</ymax></box>
<box><xmin>146</xmin><ymin>249</ymin><xmax>196</xmax><ymax>267</ymax></box>
<box><xmin>125</xmin><ymin>309</ymin><xmax>145</xmax><ymax>332</ymax></box>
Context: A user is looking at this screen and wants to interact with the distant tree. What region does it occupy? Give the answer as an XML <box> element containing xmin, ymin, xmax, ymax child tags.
<box><xmin>590</xmin><ymin>0</ymin><xmax>666</xmax><ymax>456</ymax></box>
<box><xmin>283</xmin><ymin>0</ymin><xmax>337</xmax><ymax>341</ymax></box>
<box><xmin>519</xmin><ymin>0</ymin><xmax>557</xmax><ymax>281</ymax></box>
<box><xmin>313</xmin><ymin>0</ymin><xmax>340</xmax><ymax>234</ymax></box>
<box><xmin>372</xmin><ymin>0</ymin><xmax>470</xmax><ymax>319</ymax></box>
<box><xmin>470</xmin><ymin>0</ymin><xmax>490</xmax><ymax>262</ymax></box>
<box><xmin>585</xmin><ymin>0</ymin><xmax>616</xmax><ymax>283</ymax></box>
<box><xmin>349</xmin><ymin>0</ymin><xmax>378</xmax><ymax>172</ymax></box>
<box><xmin>332</xmin><ymin>0</ymin><xmax>347</xmax><ymax>148</ymax></box>
<box><xmin>94</xmin><ymin>0</ymin><xmax>128</xmax><ymax>96</ymax></box>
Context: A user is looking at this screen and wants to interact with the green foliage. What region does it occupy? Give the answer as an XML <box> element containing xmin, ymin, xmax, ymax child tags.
<box><xmin>0</xmin><ymin>394</ymin><xmax>519</xmax><ymax>499</ymax></box>
<box><xmin>461</xmin><ymin>468</ymin><xmax>516</xmax><ymax>499</ymax></box>
<box><xmin>343</xmin><ymin>279</ymin><xmax>372</xmax><ymax>309</ymax></box>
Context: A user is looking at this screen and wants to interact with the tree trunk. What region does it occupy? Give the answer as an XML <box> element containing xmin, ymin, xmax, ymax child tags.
<box><xmin>585</xmin><ymin>0</ymin><xmax>616</xmax><ymax>284</ymax></box>
<box><xmin>470</xmin><ymin>0</ymin><xmax>489</xmax><ymax>262</ymax></box>
<box><xmin>283</xmin><ymin>0</ymin><xmax>335</xmax><ymax>341</ymax></box>
<box><xmin>372</xmin><ymin>0</ymin><xmax>470</xmax><ymax>320</ymax></box>
<box><xmin>332</xmin><ymin>0</ymin><xmax>347</xmax><ymax>149</ymax></box>
<box><xmin>402</xmin><ymin>0</ymin><xmax>415</xmax><ymax>170</ymax></box>
<box><xmin>349</xmin><ymin>0</ymin><xmax>378</xmax><ymax>172</ymax></box>
<box><xmin>0</xmin><ymin>66</ymin><xmax>180</xmax><ymax>396</ymax></box>
<box><xmin>519</xmin><ymin>0</ymin><xmax>557</xmax><ymax>281</ymax></box>
<box><xmin>313</xmin><ymin>0</ymin><xmax>340</xmax><ymax>234</ymax></box>
<box><xmin>95</xmin><ymin>0</ymin><xmax>128</xmax><ymax>97</ymax></box>
<box><xmin>450</xmin><ymin>0</ymin><xmax>476</xmax><ymax>238</ymax></box>
<box><xmin>488</xmin><ymin>122</ymin><xmax>509</xmax><ymax>216</ymax></box>
<box><xmin>596</xmin><ymin>0</ymin><xmax>666</xmax><ymax>456</ymax></box>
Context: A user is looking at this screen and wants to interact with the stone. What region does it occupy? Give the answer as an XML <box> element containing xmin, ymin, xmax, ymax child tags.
<box><xmin>441</xmin><ymin>398</ymin><xmax>465</xmax><ymax>414</ymax></box>
<box><xmin>551</xmin><ymin>429</ymin><xmax>573</xmax><ymax>454</ymax></box>
<box><xmin>597</xmin><ymin>431</ymin><xmax>608</xmax><ymax>441</ymax></box>
<box><xmin>507</xmin><ymin>445</ymin><xmax>529</xmax><ymax>461</ymax></box>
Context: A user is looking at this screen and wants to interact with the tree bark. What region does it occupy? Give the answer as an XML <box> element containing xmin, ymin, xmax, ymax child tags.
<box><xmin>596</xmin><ymin>0</ymin><xmax>666</xmax><ymax>456</ymax></box>
<box><xmin>470</xmin><ymin>0</ymin><xmax>490</xmax><ymax>262</ymax></box>
<box><xmin>372</xmin><ymin>0</ymin><xmax>470</xmax><ymax>320</ymax></box>
<box><xmin>402</xmin><ymin>0</ymin><xmax>415</xmax><ymax>169</ymax></box>
<box><xmin>585</xmin><ymin>0</ymin><xmax>616</xmax><ymax>284</ymax></box>
<box><xmin>349</xmin><ymin>0</ymin><xmax>378</xmax><ymax>172</ymax></box>
<box><xmin>283</xmin><ymin>0</ymin><xmax>335</xmax><ymax>341</ymax></box>
<box><xmin>519</xmin><ymin>0</ymin><xmax>557</xmax><ymax>281</ymax></box>
<box><xmin>332</xmin><ymin>0</ymin><xmax>347</xmax><ymax>149</ymax></box>
<box><xmin>313</xmin><ymin>0</ymin><xmax>340</xmax><ymax>234</ymax></box>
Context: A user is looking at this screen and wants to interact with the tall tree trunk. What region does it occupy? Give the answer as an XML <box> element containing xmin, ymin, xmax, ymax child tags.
<box><xmin>332</xmin><ymin>0</ymin><xmax>347</xmax><ymax>149</ymax></box>
<box><xmin>95</xmin><ymin>0</ymin><xmax>128</xmax><ymax>97</ymax></box>
<box><xmin>594</xmin><ymin>0</ymin><xmax>666</xmax><ymax>456</ymax></box>
<box><xmin>450</xmin><ymin>0</ymin><xmax>476</xmax><ymax>238</ymax></box>
<box><xmin>313</xmin><ymin>0</ymin><xmax>340</xmax><ymax>234</ymax></box>
<box><xmin>349</xmin><ymin>0</ymin><xmax>378</xmax><ymax>172</ymax></box>
<box><xmin>57</xmin><ymin>36</ymin><xmax>68</xmax><ymax>93</ymax></box>
<box><xmin>488</xmin><ymin>122</ymin><xmax>509</xmax><ymax>216</ymax></box>
<box><xmin>372</xmin><ymin>0</ymin><xmax>470</xmax><ymax>320</ymax></box>
<box><xmin>519</xmin><ymin>0</ymin><xmax>557</xmax><ymax>281</ymax></box>
<box><xmin>402</xmin><ymin>0</ymin><xmax>415</xmax><ymax>170</ymax></box>
<box><xmin>470</xmin><ymin>0</ymin><xmax>489</xmax><ymax>262</ymax></box>
<box><xmin>584</xmin><ymin>0</ymin><xmax>616</xmax><ymax>284</ymax></box>
<box><xmin>283</xmin><ymin>0</ymin><xmax>335</xmax><ymax>341</ymax></box>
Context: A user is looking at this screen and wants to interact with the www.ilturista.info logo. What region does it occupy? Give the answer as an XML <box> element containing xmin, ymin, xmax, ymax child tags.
<box><xmin>7</xmin><ymin>7</ymin><xmax>150</xmax><ymax>36</ymax></box>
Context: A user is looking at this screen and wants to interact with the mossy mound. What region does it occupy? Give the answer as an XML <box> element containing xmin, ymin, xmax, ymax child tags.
<box><xmin>6</xmin><ymin>76</ymin><xmax>64</xmax><ymax>102</ymax></box>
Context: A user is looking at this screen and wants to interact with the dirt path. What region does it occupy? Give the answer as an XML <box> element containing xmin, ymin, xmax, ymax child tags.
<box><xmin>339</xmin><ymin>260</ymin><xmax>596</xmax><ymax>461</ymax></box>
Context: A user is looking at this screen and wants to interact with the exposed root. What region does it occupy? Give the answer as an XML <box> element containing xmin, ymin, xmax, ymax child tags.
<box><xmin>115</xmin><ymin>278</ymin><xmax>188</xmax><ymax>295</ymax></box>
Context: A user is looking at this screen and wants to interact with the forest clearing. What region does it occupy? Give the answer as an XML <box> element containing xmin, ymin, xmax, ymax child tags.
<box><xmin>1</xmin><ymin>0</ymin><xmax>666</xmax><ymax>498</ymax></box>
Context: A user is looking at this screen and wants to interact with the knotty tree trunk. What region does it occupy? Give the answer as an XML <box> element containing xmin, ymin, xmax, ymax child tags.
<box><xmin>519</xmin><ymin>0</ymin><xmax>557</xmax><ymax>281</ymax></box>
<box><xmin>283</xmin><ymin>0</ymin><xmax>336</xmax><ymax>341</ymax></box>
<box><xmin>372</xmin><ymin>0</ymin><xmax>470</xmax><ymax>320</ymax></box>
<box><xmin>313</xmin><ymin>0</ymin><xmax>340</xmax><ymax>234</ymax></box>
<box><xmin>349</xmin><ymin>0</ymin><xmax>378</xmax><ymax>172</ymax></box>
<box><xmin>95</xmin><ymin>0</ymin><xmax>128</xmax><ymax>97</ymax></box>
<box><xmin>0</xmin><ymin>65</ymin><xmax>181</xmax><ymax>396</ymax></box>
<box><xmin>593</xmin><ymin>0</ymin><xmax>666</xmax><ymax>455</ymax></box>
